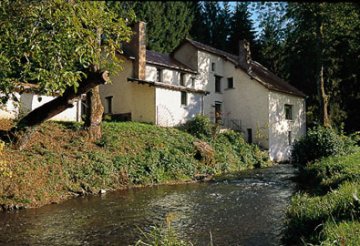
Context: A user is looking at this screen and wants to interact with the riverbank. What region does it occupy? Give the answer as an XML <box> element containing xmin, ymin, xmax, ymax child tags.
<box><xmin>0</xmin><ymin>119</ymin><xmax>270</xmax><ymax>210</ymax></box>
<box><xmin>284</xmin><ymin>150</ymin><xmax>360</xmax><ymax>245</ymax></box>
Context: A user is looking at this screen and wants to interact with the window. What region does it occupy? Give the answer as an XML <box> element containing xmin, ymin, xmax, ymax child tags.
<box><xmin>181</xmin><ymin>91</ymin><xmax>187</xmax><ymax>106</ymax></box>
<box><xmin>288</xmin><ymin>131</ymin><xmax>292</xmax><ymax>145</ymax></box>
<box><xmin>105</xmin><ymin>96</ymin><xmax>113</xmax><ymax>114</ymax></box>
<box><xmin>180</xmin><ymin>73</ymin><xmax>186</xmax><ymax>86</ymax></box>
<box><xmin>191</xmin><ymin>77</ymin><xmax>195</xmax><ymax>87</ymax></box>
<box><xmin>247</xmin><ymin>128</ymin><xmax>252</xmax><ymax>144</ymax></box>
<box><xmin>156</xmin><ymin>68</ymin><xmax>163</xmax><ymax>82</ymax></box>
<box><xmin>211</xmin><ymin>62</ymin><xmax>216</xmax><ymax>72</ymax></box>
<box><xmin>215</xmin><ymin>102</ymin><xmax>222</xmax><ymax>123</ymax></box>
<box><xmin>227</xmin><ymin>77</ymin><xmax>234</xmax><ymax>89</ymax></box>
<box><xmin>285</xmin><ymin>104</ymin><xmax>293</xmax><ymax>120</ymax></box>
<box><xmin>215</xmin><ymin>75</ymin><xmax>221</xmax><ymax>93</ymax></box>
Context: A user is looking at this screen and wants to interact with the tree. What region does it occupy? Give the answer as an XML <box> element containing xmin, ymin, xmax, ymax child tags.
<box><xmin>189</xmin><ymin>1</ymin><xmax>206</xmax><ymax>42</ymax></box>
<box><xmin>253</xmin><ymin>2</ymin><xmax>288</xmax><ymax>75</ymax></box>
<box><xmin>113</xmin><ymin>1</ymin><xmax>194</xmax><ymax>53</ymax></box>
<box><xmin>228</xmin><ymin>2</ymin><xmax>257</xmax><ymax>56</ymax></box>
<box><xmin>285</xmin><ymin>3</ymin><xmax>360</xmax><ymax>129</ymax></box>
<box><xmin>0</xmin><ymin>0</ymin><xmax>133</xmax><ymax>148</ymax></box>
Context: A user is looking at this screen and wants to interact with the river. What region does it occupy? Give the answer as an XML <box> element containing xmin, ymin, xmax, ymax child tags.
<box><xmin>0</xmin><ymin>164</ymin><xmax>297</xmax><ymax>246</ymax></box>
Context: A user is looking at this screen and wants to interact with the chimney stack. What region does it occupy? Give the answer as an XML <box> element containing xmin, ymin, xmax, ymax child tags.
<box><xmin>127</xmin><ymin>21</ymin><xmax>146</xmax><ymax>80</ymax></box>
<box><xmin>238</xmin><ymin>40</ymin><xmax>252</xmax><ymax>71</ymax></box>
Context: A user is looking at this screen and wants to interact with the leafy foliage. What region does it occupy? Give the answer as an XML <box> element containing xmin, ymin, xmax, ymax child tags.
<box><xmin>0</xmin><ymin>0</ymin><xmax>132</xmax><ymax>100</ymax></box>
<box><xmin>291</xmin><ymin>126</ymin><xmax>356</xmax><ymax>165</ymax></box>
<box><xmin>178</xmin><ymin>115</ymin><xmax>213</xmax><ymax>140</ymax></box>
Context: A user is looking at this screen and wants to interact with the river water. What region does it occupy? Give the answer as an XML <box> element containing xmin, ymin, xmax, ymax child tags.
<box><xmin>0</xmin><ymin>164</ymin><xmax>297</xmax><ymax>246</ymax></box>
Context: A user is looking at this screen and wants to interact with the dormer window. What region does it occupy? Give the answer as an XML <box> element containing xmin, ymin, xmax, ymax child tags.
<box><xmin>157</xmin><ymin>68</ymin><xmax>163</xmax><ymax>82</ymax></box>
<box><xmin>180</xmin><ymin>73</ymin><xmax>186</xmax><ymax>86</ymax></box>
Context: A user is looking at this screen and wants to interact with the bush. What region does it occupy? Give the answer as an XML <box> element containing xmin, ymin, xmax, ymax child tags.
<box><xmin>179</xmin><ymin>114</ymin><xmax>213</xmax><ymax>140</ymax></box>
<box><xmin>303</xmin><ymin>151</ymin><xmax>360</xmax><ymax>191</ymax></box>
<box><xmin>291</xmin><ymin>126</ymin><xmax>356</xmax><ymax>165</ymax></box>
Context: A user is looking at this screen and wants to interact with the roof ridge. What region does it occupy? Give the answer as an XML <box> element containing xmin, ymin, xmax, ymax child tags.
<box><xmin>186</xmin><ymin>38</ymin><xmax>239</xmax><ymax>60</ymax></box>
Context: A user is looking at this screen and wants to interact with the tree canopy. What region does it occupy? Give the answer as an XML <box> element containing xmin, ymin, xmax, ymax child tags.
<box><xmin>0</xmin><ymin>0</ymin><xmax>133</xmax><ymax>101</ymax></box>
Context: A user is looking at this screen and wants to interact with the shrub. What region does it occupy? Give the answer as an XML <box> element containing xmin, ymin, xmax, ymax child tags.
<box><xmin>291</xmin><ymin>126</ymin><xmax>356</xmax><ymax>165</ymax></box>
<box><xmin>179</xmin><ymin>114</ymin><xmax>213</xmax><ymax>140</ymax></box>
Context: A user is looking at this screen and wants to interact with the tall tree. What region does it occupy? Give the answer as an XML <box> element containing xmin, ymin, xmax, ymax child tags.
<box><xmin>115</xmin><ymin>1</ymin><xmax>194</xmax><ymax>53</ymax></box>
<box><xmin>228</xmin><ymin>2</ymin><xmax>257</xmax><ymax>57</ymax></box>
<box><xmin>189</xmin><ymin>1</ymin><xmax>206</xmax><ymax>43</ymax></box>
<box><xmin>0</xmin><ymin>0</ymin><xmax>133</xmax><ymax>147</ymax></box>
<box><xmin>254</xmin><ymin>2</ymin><xmax>288</xmax><ymax>75</ymax></box>
<box><xmin>213</xmin><ymin>2</ymin><xmax>231</xmax><ymax>51</ymax></box>
<box><xmin>285</xmin><ymin>3</ymin><xmax>360</xmax><ymax>129</ymax></box>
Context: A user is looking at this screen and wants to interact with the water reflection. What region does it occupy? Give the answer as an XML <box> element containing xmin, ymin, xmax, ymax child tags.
<box><xmin>0</xmin><ymin>164</ymin><xmax>296</xmax><ymax>246</ymax></box>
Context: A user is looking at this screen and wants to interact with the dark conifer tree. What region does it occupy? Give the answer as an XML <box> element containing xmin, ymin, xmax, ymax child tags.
<box><xmin>227</xmin><ymin>2</ymin><xmax>257</xmax><ymax>57</ymax></box>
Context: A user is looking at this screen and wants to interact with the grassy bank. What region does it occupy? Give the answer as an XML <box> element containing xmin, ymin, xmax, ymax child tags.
<box><xmin>0</xmin><ymin>119</ymin><xmax>270</xmax><ymax>209</ymax></box>
<box><xmin>284</xmin><ymin>150</ymin><xmax>360</xmax><ymax>245</ymax></box>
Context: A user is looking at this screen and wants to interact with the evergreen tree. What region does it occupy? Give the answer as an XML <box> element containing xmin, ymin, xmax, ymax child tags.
<box><xmin>130</xmin><ymin>2</ymin><xmax>194</xmax><ymax>53</ymax></box>
<box><xmin>227</xmin><ymin>2</ymin><xmax>257</xmax><ymax>57</ymax></box>
<box><xmin>189</xmin><ymin>1</ymin><xmax>206</xmax><ymax>42</ymax></box>
<box><xmin>255</xmin><ymin>2</ymin><xmax>288</xmax><ymax>75</ymax></box>
<box><xmin>202</xmin><ymin>1</ymin><xmax>220</xmax><ymax>47</ymax></box>
<box><xmin>214</xmin><ymin>2</ymin><xmax>231</xmax><ymax>51</ymax></box>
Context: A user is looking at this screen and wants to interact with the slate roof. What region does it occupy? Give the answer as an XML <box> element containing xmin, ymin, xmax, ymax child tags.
<box><xmin>179</xmin><ymin>38</ymin><xmax>306</xmax><ymax>98</ymax></box>
<box><xmin>146</xmin><ymin>50</ymin><xmax>197</xmax><ymax>74</ymax></box>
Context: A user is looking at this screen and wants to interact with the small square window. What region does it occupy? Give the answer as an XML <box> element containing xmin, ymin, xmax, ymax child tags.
<box><xmin>227</xmin><ymin>77</ymin><xmax>234</xmax><ymax>89</ymax></box>
<box><xmin>211</xmin><ymin>62</ymin><xmax>216</xmax><ymax>72</ymax></box>
<box><xmin>180</xmin><ymin>73</ymin><xmax>186</xmax><ymax>86</ymax></box>
<box><xmin>157</xmin><ymin>68</ymin><xmax>163</xmax><ymax>82</ymax></box>
<box><xmin>181</xmin><ymin>91</ymin><xmax>187</xmax><ymax>106</ymax></box>
<box><xmin>215</xmin><ymin>75</ymin><xmax>221</xmax><ymax>93</ymax></box>
<box><xmin>285</xmin><ymin>104</ymin><xmax>293</xmax><ymax>120</ymax></box>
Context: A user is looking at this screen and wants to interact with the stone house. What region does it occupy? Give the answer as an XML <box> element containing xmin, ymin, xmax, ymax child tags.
<box><xmin>100</xmin><ymin>22</ymin><xmax>306</xmax><ymax>162</ymax></box>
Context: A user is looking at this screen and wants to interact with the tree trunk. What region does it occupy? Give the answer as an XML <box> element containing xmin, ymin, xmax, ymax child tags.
<box><xmin>319</xmin><ymin>65</ymin><xmax>331</xmax><ymax>127</ymax></box>
<box><xmin>316</xmin><ymin>8</ymin><xmax>331</xmax><ymax>128</ymax></box>
<box><xmin>6</xmin><ymin>71</ymin><xmax>109</xmax><ymax>150</ymax></box>
<box><xmin>84</xmin><ymin>86</ymin><xmax>104</xmax><ymax>142</ymax></box>
<box><xmin>83</xmin><ymin>27</ymin><xmax>104</xmax><ymax>142</ymax></box>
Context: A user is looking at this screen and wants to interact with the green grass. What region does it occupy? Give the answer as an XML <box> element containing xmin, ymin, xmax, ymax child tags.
<box><xmin>321</xmin><ymin>220</ymin><xmax>360</xmax><ymax>246</ymax></box>
<box><xmin>0</xmin><ymin>121</ymin><xmax>270</xmax><ymax>208</ymax></box>
<box><xmin>284</xmin><ymin>149</ymin><xmax>360</xmax><ymax>245</ymax></box>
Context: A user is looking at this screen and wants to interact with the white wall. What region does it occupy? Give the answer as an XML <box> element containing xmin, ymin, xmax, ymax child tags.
<box><xmin>20</xmin><ymin>94</ymin><xmax>81</xmax><ymax>122</ymax></box>
<box><xmin>100</xmin><ymin>57</ymin><xmax>156</xmax><ymax>123</ymax></box>
<box><xmin>223</xmin><ymin>74</ymin><xmax>270</xmax><ymax>148</ymax></box>
<box><xmin>0</xmin><ymin>93</ymin><xmax>20</xmax><ymax>119</ymax></box>
<box><xmin>196</xmin><ymin>51</ymin><xmax>224</xmax><ymax>121</ymax></box>
<box><xmin>268</xmin><ymin>91</ymin><xmax>306</xmax><ymax>162</ymax></box>
<box><xmin>0</xmin><ymin>92</ymin><xmax>81</xmax><ymax>122</ymax></box>
<box><xmin>155</xmin><ymin>88</ymin><xmax>202</xmax><ymax>127</ymax></box>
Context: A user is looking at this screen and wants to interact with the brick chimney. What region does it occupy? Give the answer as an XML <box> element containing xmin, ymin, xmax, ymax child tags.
<box><xmin>127</xmin><ymin>21</ymin><xmax>146</xmax><ymax>80</ymax></box>
<box><xmin>238</xmin><ymin>40</ymin><xmax>252</xmax><ymax>71</ymax></box>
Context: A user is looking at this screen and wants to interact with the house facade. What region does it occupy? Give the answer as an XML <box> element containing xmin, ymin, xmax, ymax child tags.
<box><xmin>100</xmin><ymin>21</ymin><xmax>306</xmax><ymax>162</ymax></box>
